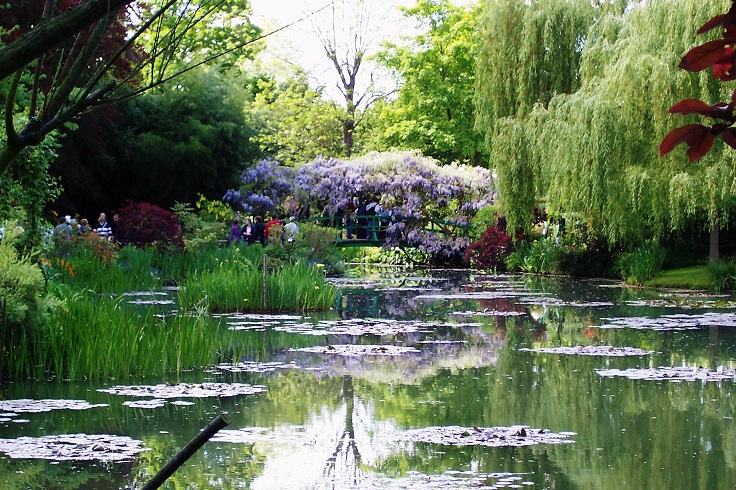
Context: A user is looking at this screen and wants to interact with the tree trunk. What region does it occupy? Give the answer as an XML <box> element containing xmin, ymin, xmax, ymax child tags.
<box><xmin>709</xmin><ymin>219</ymin><xmax>719</xmax><ymax>263</ymax></box>
<box><xmin>0</xmin><ymin>0</ymin><xmax>134</xmax><ymax>82</ymax></box>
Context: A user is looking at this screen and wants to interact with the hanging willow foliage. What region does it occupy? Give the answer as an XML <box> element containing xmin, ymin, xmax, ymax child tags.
<box><xmin>476</xmin><ymin>0</ymin><xmax>736</xmax><ymax>247</ymax></box>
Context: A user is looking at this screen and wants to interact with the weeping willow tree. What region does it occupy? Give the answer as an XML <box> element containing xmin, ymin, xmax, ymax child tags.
<box><xmin>476</xmin><ymin>0</ymin><xmax>735</xmax><ymax>259</ymax></box>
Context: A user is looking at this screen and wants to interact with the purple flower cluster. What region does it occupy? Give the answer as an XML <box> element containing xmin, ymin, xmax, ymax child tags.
<box><xmin>227</xmin><ymin>152</ymin><xmax>492</xmax><ymax>254</ymax></box>
<box><xmin>223</xmin><ymin>159</ymin><xmax>294</xmax><ymax>214</ymax></box>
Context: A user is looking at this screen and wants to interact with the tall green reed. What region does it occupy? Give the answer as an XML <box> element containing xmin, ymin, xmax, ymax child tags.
<box><xmin>27</xmin><ymin>286</ymin><xmax>227</xmax><ymax>381</ymax></box>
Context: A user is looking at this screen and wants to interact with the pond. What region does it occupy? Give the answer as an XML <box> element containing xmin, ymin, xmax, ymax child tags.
<box><xmin>2</xmin><ymin>268</ymin><xmax>736</xmax><ymax>489</ymax></box>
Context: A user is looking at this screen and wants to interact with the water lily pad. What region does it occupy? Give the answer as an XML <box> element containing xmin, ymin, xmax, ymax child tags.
<box><xmin>452</xmin><ymin>309</ymin><xmax>526</xmax><ymax>317</ymax></box>
<box><xmin>0</xmin><ymin>399</ymin><xmax>108</xmax><ymax>413</ymax></box>
<box><xmin>402</xmin><ymin>425</ymin><xmax>575</xmax><ymax>447</ymax></box>
<box><xmin>0</xmin><ymin>434</ymin><xmax>147</xmax><ymax>462</ymax></box>
<box><xmin>214</xmin><ymin>361</ymin><xmax>297</xmax><ymax>374</ymax></box>
<box><xmin>520</xmin><ymin>346</ymin><xmax>653</xmax><ymax>357</ymax></box>
<box><xmin>598</xmin><ymin>312</ymin><xmax>736</xmax><ymax>330</ymax></box>
<box><xmin>98</xmin><ymin>382</ymin><xmax>266</xmax><ymax>398</ymax></box>
<box><xmin>122</xmin><ymin>399</ymin><xmax>166</xmax><ymax>409</ymax></box>
<box><xmin>293</xmin><ymin>344</ymin><xmax>421</xmax><ymax>357</ymax></box>
<box><xmin>596</xmin><ymin>366</ymin><xmax>736</xmax><ymax>382</ymax></box>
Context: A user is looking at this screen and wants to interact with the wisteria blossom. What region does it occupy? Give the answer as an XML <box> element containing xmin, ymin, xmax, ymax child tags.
<box><xmin>295</xmin><ymin>152</ymin><xmax>494</xmax><ymax>256</ymax></box>
<box><xmin>223</xmin><ymin>159</ymin><xmax>294</xmax><ymax>214</ymax></box>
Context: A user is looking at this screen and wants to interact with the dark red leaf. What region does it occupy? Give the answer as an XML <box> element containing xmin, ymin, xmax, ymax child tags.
<box><xmin>721</xmin><ymin>127</ymin><xmax>736</xmax><ymax>149</ymax></box>
<box><xmin>660</xmin><ymin>124</ymin><xmax>710</xmax><ymax>158</ymax></box>
<box><xmin>698</xmin><ymin>13</ymin><xmax>731</xmax><ymax>35</ymax></box>
<box><xmin>668</xmin><ymin>99</ymin><xmax>732</xmax><ymax>119</ymax></box>
<box><xmin>687</xmin><ymin>131</ymin><xmax>715</xmax><ymax>162</ymax></box>
<box><xmin>679</xmin><ymin>39</ymin><xmax>730</xmax><ymax>72</ymax></box>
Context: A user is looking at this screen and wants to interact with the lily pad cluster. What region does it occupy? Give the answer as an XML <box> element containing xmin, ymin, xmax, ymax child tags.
<box><xmin>214</xmin><ymin>361</ymin><xmax>297</xmax><ymax>374</ymax></box>
<box><xmin>293</xmin><ymin>344</ymin><xmax>421</xmax><ymax>357</ymax></box>
<box><xmin>520</xmin><ymin>346</ymin><xmax>653</xmax><ymax>357</ymax></box>
<box><xmin>0</xmin><ymin>434</ymin><xmax>147</xmax><ymax>462</ymax></box>
<box><xmin>0</xmin><ymin>399</ymin><xmax>108</xmax><ymax>413</ymax></box>
<box><xmin>402</xmin><ymin>425</ymin><xmax>576</xmax><ymax>447</ymax></box>
<box><xmin>596</xmin><ymin>366</ymin><xmax>736</xmax><ymax>382</ymax></box>
<box><xmin>98</xmin><ymin>382</ymin><xmax>266</xmax><ymax>398</ymax></box>
<box><xmin>598</xmin><ymin>312</ymin><xmax>736</xmax><ymax>330</ymax></box>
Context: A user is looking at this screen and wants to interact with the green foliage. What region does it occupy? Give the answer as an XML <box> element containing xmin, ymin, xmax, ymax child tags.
<box><xmin>475</xmin><ymin>0</ymin><xmax>733</xmax><ymax>252</ymax></box>
<box><xmin>31</xmin><ymin>286</ymin><xmax>225</xmax><ymax>381</ymax></box>
<box><xmin>372</xmin><ymin>0</ymin><xmax>487</xmax><ymax>165</ymax></box>
<box><xmin>0</xmin><ymin>138</ymin><xmax>61</xmax><ymax>253</ymax></box>
<box><xmin>615</xmin><ymin>241</ymin><xmax>666</xmax><ymax>285</ymax></box>
<box><xmin>706</xmin><ymin>260</ymin><xmax>736</xmax><ymax>292</ymax></box>
<box><xmin>171</xmin><ymin>197</ymin><xmax>228</xmax><ymax>254</ymax></box>
<box><xmin>273</xmin><ymin>222</ymin><xmax>343</xmax><ymax>274</ymax></box>
<box><xmin>244</xmin><ymin>72</ymin><xmax>344</xmax><ymax>165</ymax></box>
<box><xmin>0</xmin><ymin>224</ymin><xmax>57</xmax><ymax>378</ymax></box>
<box><xmin>354</xmin><ymin>246</ymin><xmax>431</xmax><ymax>267</ymax></box>
<box><xmin>470</xmin><ymin>204</ymin><xmax>502</xmax><ymax>240</ymax></box>
<box><xmin>505</xmin><ymin>238</ymin><xmax>563</xmax><ymax>274</ymax></box>
<box><xmin>178</xmin><ymin>260</ymin><xmax>335</xmax><ymax>312</ymax></box>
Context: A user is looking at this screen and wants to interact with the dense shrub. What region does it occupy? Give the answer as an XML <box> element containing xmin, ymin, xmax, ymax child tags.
<box><xmin>505</xmin><ymin>238</ymin><xmax>563</xmax><ymax>274</ymax></box>
<box><xmin>0</xmin><ymin>224</ymin><xmax>57</xmax><ymax>378</ymax></box>
<box><xmin>707</xmin><ymin>260</ymin><xmax>736</xmax><ymax>292</ymax></box>
<box><xmin>615</xmin><ymin>242</ymin><xmax>666</xmax><ymax>285</ymax></box>
<box><xmin>464</xmin><ymin>224</ymin><xmax>513</xmax><ymax>271</ymax></box>
<box><xmin>116</xmin><ymin>201</ymin><xmax>184</xmax><ymax>252</ymax></box>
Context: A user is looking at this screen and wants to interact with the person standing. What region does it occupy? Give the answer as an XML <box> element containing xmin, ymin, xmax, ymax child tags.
<box><xmin>283</xmin><ymin>216</ymin><xmax>299</xmax><ymax>243</ymax></box>
<box><xmin>227</xmin><ymin>219</ymin><xmax>241</xmax><ymax>245</ymax></box>
<box><xmin>241</xmin><ymin>217</ymin><xmax>254</xmax><ymax>245</ymax></box>
<box><xmin>253</xmin><ymin>216</ymin><xmax>266</xmax><ymax>246</ymax></box>
<box><xmin>93</xmin><ymin>212</ymin><xmax>112</xmax><ymax>239</ymax></box>
<box><xmin>53</xmin><ymin>216</ymin><xmax>73</xmax><ymax>256</ymax></box>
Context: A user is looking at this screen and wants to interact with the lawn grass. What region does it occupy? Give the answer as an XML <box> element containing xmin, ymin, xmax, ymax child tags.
<box><xmin>644</xmin><ymin>265</ymin><xmax>711</xmax><ymax>289</ymax></box>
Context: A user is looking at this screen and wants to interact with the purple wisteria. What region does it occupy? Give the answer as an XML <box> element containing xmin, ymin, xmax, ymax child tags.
<box><xmin>225</xmin><ymin>152</ymin><xmax>494</xmax><ymax>256</ymax></box>
<box><xmin>223</xmin><ymin>159</ymin><xmax>294</xmax><ymax>214</ymax></box>
<box><xmin>295</xmin><ymin>152</ymin><xmax>493</xmax><ymax>255</ymax></box>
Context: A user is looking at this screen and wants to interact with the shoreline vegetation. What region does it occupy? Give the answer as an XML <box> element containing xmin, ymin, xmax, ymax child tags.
<box><xmin>1</xmin><ymin>217</ymin><xmax>340</xmax><ymax>382</ymax></box>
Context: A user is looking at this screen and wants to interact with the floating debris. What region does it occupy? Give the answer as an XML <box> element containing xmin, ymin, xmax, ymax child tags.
<box><xmin>98</xmin><ymin>382</ymin><xmax>266</xmax><ymax>398</ymax></box>
<box><xmin>598</xmin><ymin>312</ymin><xmax>736</xmax><ymax>330</ymax></box>
<box><xmin>0</xmin><ymin>399</ymin><xmax>108</xmax><ymax>413</ymax></box>
<box><xmin>293</xmin><ymin>344</ymin><xmax>421</xmax><ymax>357</ymax></box>
<box><xmin>402</xmin><ymin>425</ymin><xmax>575</xmax><ymax>447</ymax></box>
<box><xmin>520</xmin><ymin>346</ymin><xmax>653</xmax><ymax>357</ymax></box>
<box><xmin>596</xmin><ymin>366</ymin><xmax>736</xmax><ymax>382</ymax></box>
<box><xmin>215</xmin><ymin>361</ymin><xmax>297</xmax><ymax>374</ymax></box>
<box><xmin>0</xmin><ymin>434</ymin><xmax>147</xmax><ymax>462</ymax></box>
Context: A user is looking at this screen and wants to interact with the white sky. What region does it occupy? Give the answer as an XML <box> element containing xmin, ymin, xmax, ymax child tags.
<box><xmin>247</xmin><ymin>0</ymin><xmax>423</xmax><ymax>100</ymax></box>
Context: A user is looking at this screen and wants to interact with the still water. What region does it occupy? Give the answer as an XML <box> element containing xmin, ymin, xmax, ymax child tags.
<box><xmin>2</xmin><ymin>269</ymin><xmax>736</xmax><ymax>489</ymax></box>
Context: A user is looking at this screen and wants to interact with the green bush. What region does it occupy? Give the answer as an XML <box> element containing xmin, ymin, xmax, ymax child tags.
<box><xmin>470</xmin><ymin>204</ymin><xmax>501</xmax><ymax>240</ymax></box>
<box><xmin>615</xmin><ymin>242</ymin><xmax>666</xmax><ymax>285</ymax></box>
<box><xmin>505</xmin><ymin>238</ymin><xmax>562</xmax><ymax>274</ymax></box>
<box><xmin>178</xmin><ymin>260</ymin><xmax>335</xmax><ymax>312</ymax></box>
<box><xmin>707</xmin><ymin>259</ymin><xmax>736</xmax><ymax>291</ymax></box>
<box><xmin>0</xmin><ymin>224</ymin><xmax>58</xmax><ymax>378</ymax></box>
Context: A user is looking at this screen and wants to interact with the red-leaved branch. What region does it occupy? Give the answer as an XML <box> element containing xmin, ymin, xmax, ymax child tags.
<box><xmin>660</xmin><ymin>0</ymin><xmax>736</xmax><ymax>162</ymax></box>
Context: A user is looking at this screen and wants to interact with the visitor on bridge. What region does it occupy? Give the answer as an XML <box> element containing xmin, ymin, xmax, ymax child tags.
<box><xmin>284</xmin><ymin>216</ymin><xmax>299</xmax><ymax>243</ymax></box>
<box><xmin>253</xmin><ymin>216</ymin><xmax>266</xmax><ymax>246</ymax></box>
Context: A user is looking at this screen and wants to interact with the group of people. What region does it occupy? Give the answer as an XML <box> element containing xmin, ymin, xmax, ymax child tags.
<box><xmin>227</xmin><ymin>215</ymin><xmax>299</xmax><ymax>246</ymax></box>
<box><xmin>53</xmin><ymin>212</ymin><xmax>117</xmax><ymax>252</ymax></box>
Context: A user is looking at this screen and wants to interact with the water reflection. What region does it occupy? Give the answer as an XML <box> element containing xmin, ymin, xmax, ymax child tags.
<box><xmin>2</xmin><ymin>270</ymin><xmax>736</xmax><ymax>489</ymax></box>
